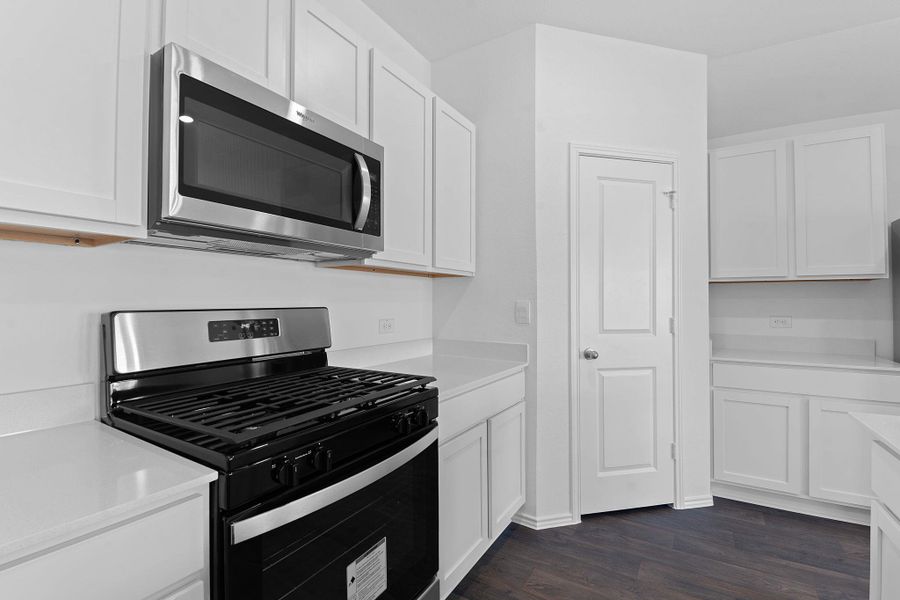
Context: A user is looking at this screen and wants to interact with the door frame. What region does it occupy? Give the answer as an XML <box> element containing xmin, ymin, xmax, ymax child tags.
<box><xmin>568</xmin><ymin>143</ymin><xmax>685</xmax><ymax>520</ymax></box>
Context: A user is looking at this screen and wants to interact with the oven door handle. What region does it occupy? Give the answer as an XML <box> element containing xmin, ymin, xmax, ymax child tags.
<box><xmin>230</xmin><ymin>427</ymin><xmax>438</xmax><ymax>545</ymax></box>
<box><xmin>353</xmin><ymin>153</ymin><xmax>372</xmax><ymax>231</ymax></box>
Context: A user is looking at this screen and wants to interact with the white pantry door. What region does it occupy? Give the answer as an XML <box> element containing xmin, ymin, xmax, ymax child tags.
<box><xmin>577</xmin><ymin>155</ymin><xmax>675</xmax><ymax>515</ymax></box>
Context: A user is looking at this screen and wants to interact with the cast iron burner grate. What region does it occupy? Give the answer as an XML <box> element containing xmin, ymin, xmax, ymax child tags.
<box><xmin>114</xmin><ymin>366</ymin><xmax>435</xmax><ymax>445</ymax></box>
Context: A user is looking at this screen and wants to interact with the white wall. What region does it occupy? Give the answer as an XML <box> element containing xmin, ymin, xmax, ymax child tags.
<box><xmin>709</xmin><ymin>109</ymin><xmax>900</xmax><ymax>358</ymax></box>
<box><xmin>0</xmin><ymin>240</ymin><xmax>432</xmax><ymax>397</ymax></box>
<box><xmin>709</xmin><ymin>18</ymin><xmax>900</xmax><ymax>138</ymax></box>
<box><xmin>430</xmin><ymin>27</ymin><xmax>539</xmax><ymax>516</ymax></box>
<box><xmin>533</xmin><ymin>25</ymin><xmax>710</xmax><ymax>516</ymax></box>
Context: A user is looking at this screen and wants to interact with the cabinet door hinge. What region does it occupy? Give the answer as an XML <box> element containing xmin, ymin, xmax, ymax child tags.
<box><xmin>664</xmin><ymin>190</ymin><xmax>676</xmax><ymax>210</ymax></box>
<box><xmin>668</xmin><ymin>317</ymin><xmax>675</xmax><ymax>334</ymax></box>
<box><xmin>670</xmin><ymin>442</ymin><xmax>678</xmax><ymax>461</ymax></box>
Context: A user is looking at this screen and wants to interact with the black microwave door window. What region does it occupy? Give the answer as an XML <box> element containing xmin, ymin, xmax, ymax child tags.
<box><xmin>178</xmin><ymin>76</ymin><xmax>356</xmax><ymax>231</ymax></box>
<box><xmin>225</xmin><ymin>442</ymin><xmax>438</xmax><ymax>600</ymax></box>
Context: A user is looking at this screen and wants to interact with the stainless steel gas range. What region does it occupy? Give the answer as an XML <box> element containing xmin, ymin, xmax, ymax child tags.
<box><xmin>101</xmin><ymin>307</ymin><xmax>439</xmax><ymax>600</ymax></box>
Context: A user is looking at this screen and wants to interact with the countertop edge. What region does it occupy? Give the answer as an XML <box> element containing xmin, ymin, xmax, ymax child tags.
<box><xmin>0</xmin><ymin>471</ymin><xmax>216</xmax><ymax>565</ymax></box>
<box><xmin>438</xmin><ymin>361</ymin><xmax>527</xmax><ymax>401</ymax></box>
<box><xmin>710</xmin><ymin>353</ymin><xmax>900</xmax><ymax>373</ymax></box>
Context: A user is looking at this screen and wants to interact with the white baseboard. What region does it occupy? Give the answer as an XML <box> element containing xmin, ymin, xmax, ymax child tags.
<box><xmin>511</xmin><ymin>511</ymin><xmax>579</xmax><ymax>530</ymax></box>
<box><xmin>711</xmin><ymin>482</ymin><xmax>870</xmax><ymax>525</ymax></box>
<box><xmin>676</xmin><ymin>494</ymin><xmax>715</xmax><ymax>509</ymax></box>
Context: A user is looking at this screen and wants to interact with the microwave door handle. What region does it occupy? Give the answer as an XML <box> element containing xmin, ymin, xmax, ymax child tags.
<box><xmin>353</xmin><ymin>153</ymin><xmax>372</xmax><ymax>231</ymax></box>
<box><xmin>229</xmin><ymin>427</ymin><xmax>437</xmax><ymax>545</ymax></box>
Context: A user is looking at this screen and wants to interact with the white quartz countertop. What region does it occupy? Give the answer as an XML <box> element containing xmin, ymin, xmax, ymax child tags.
<box><xmin>372</xmin><ymin>353</ymin><xmax>527</xmax><ymax>401</ymax></box>
<box><xmin>712</xmin><ymin>348</ymin><xmax>900</xmax><ymax>373</ymax></box>
<box><xmin>852</xmin><ymin>413</ymin><xmax>900</xmax><ymax>458</ymax></box>
<box><xmin>0</xmin><ymin>420</ymin><xmax>217</xmax><ymax>562</ymax></box>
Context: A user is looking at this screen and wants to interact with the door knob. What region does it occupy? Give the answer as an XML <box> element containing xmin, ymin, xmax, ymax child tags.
<box><xmin>583</xmin><ymin>348</ymin><xmax>599</xmax><ymax>360</ymax></box>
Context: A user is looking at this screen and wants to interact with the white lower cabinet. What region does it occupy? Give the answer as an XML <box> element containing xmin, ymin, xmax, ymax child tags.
<box><xmin>488</xmin><ymin>402</ymin><xmax>526</xmax><ymax>537</ymax></box>
<box><xmin>712</xmin><ymin>360</ymin><xmax>900</xmax><ymax>522</ymax></box>
<box><xmin>870</xmin><ymin>501</ymin><xmax>900</xmax><ymax>600</ymax></box>
<box><xmin>809</xmin><ymin>398</ymin><xmax>900</xmax><ymax>506</ymax></box>
<box><xmin>438</xmin><ymin>372</ymin><xmax>526</xmax><ymax>599</ymax></box>
<box><xmin>713</xmin><ymin>388</ymin><xmax>804</xmax><ymax>494</ymax></box>
<box><xmin>439</xmin><ymin>422</ymin><xmax>489</xmax><ymax>597</ymax></box>
<box><xmin>0</xmin><ymin>492</ymin><xmax>209</xmax><ymax>599</ymax></box>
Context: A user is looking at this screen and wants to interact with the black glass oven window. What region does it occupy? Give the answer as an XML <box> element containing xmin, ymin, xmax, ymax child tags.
<box><xmin>223</xmin><ymin>438</ymin><xmax>438</xmax><ymax>600</ymax></box>
<box><xmin>178</xmin><ymin>75</ymin><xmax>362</xmax><ymax>231</ymax></box>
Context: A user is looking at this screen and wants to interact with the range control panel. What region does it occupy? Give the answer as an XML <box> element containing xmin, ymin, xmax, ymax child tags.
<box><xmin>208</xmin><ymin>318</ymin><xmax>280</xmax><ymax>342</ymax></box>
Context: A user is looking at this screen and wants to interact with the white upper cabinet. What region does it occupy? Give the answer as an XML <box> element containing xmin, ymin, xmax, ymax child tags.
<box><xmin>0</xmin><ymin>0</ymin><xmax>148</xmax><ymax>243</ymax></box>
<box><xmin>709</xmin><ymin>141</ymin><xmax>789</xmax><ymax>279</ymax></box>
<box><xmin>433</xmin><ymin>98</ymin><xmax>477</xmax><ymax>274</ymax></box>
<box><xmin>292</xmin><ymin>0</ymin><xmax>369</xmax><ymax>136</ymax></box>
<box><xmin>163</xmin><ymin>0</ymin><xmax>291</xmax><ymax>95</ymax></box>
<box><xmin>793</xmin><ymin>125</ymin><xmax>887</xmax><ymax>277</ymax></box>
<box><xmin>370</xmin><ymin>50</ymin><xmax>434</xmax><ymax>268</ymax></box>
<box><xmin>709</xmin><ymin>124</ymin><xmax>887</xmax><ymax>281</ymax></box>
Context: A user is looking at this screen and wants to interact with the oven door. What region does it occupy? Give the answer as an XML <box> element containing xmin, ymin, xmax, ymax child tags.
<box><xmin>156</xmin><ymin>43</ymin><xmax>383</xmax><ymax>252</ymax></box>
<box><xmin>222</xmin><ymin>427</ymin><xmax>438</xmax><ymax>600</ymax></box>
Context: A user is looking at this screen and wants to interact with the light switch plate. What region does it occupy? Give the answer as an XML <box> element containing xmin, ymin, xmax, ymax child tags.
<box><xmin>514</xmin><ymin>300</ymin><xmax>532</xmax><ymax>325</ymax></box>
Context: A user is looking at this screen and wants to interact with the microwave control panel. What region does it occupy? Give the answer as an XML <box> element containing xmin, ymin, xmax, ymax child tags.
<box><xmin>208</xmin><ymin>318</ymin><xmax>280</xmax><ymax>342</ymax></box>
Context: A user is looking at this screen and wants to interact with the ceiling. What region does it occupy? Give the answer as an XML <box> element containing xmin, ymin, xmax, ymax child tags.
<box><xmin>361</xmin><ymin>0</ymin><xmax>900</xmax><ymax>60</ymax></box>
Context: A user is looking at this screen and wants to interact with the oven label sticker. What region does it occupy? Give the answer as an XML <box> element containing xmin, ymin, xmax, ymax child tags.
<box><xmin>346</xmin><ymin>537</ymin><xmax>387</xmax><ymax>600</ymax></box>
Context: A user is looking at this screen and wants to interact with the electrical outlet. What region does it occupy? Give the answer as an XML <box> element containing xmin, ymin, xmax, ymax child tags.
<box><xmin>514</xmin><ymin>300</ymin><xmax>532</xmax><ymax>325</ymax></box>
<box><xmin>378</xmin><ymin>318</ymin><xmax>396</xmax><ymax>334</ymax></box>
<box><xmin>769</xmin><ymin>316</ymin><xmax>792</xmax><ymax>329</ymax></box>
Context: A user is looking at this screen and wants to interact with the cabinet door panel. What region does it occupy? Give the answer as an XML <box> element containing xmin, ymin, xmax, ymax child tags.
<box><xmin>293</xmin><ymin>0</ymin><xmax>369</xmax><ymax>136</ymax></box>
<box><xmin>794</xmin><ymin>125</ymin><xmax>887</xmax><ymax>277</ymax></box>
<box><xmin>439</xmin><ymin>423</ymin><xmax>489</xmax><ymax>596</ymax></box>
<box><xmin>871</xmin><ymin>501</ymin><xmax>900</xmax><ymax>600</ymax></box>
<box><xmin>370</xmin><ymin>50</ymin><xmax>433</xmax><ymax>267</ymax></box>
<box><xmin>809</xmin><ymin>397</ymin><xmax>900</xmax><ymax>507</ymax></box>
<box><xmin>713</xmin><ymin>389</ymin><xmax>804</xmax><ymax>494</ymax></box>
<box><xmin>164</xmin><ymin>0</ymin><xmax>290</xmax><ymax>95</ymax></box>
<box><xmin>433</xmin><ymin>98</ymin><xmax>476</xmax><ymax>273</ymax></box>
<box><xmin>709</xmin><ymin>141</ymin><xmax>790</xmax><ymax>279</ymax></box>
<box><xmin>488</xmin><ymin>402</ymin><xmax>525</xmax><ymax>538</ymax></box>
<box><xmin>0</xmin><ymin>0</ymin><xmax>145</xmax><ymax>227</ymax></box>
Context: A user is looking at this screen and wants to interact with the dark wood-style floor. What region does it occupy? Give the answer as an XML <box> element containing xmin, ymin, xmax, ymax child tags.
<box><xmin>448</xmin><ymin>498</ymin><xmax>869</xmax><ymax>600</ymax></box>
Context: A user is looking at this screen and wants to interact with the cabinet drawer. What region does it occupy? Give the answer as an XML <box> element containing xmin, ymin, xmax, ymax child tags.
<box><xmin>0</xmin><ymin>495</ymin><xmax>206</xmax><ymax>600</ymax></box>
<box><xmin>873</xmin><ymin>442</ymin><xmax>900</xmax><ymax>520</ymax></box>
<box><xmin>712</xmin><ymin>362</ymin><xmax>900</xmax><ymax>404</ymax></box>
<box><xmin>439</xmin><ymin>372</ymin><xmax>525</xmax><ymax>441</ymax></box>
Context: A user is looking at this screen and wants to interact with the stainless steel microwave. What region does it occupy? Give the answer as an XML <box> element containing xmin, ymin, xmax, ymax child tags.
<box><xmin>137</xmin><ymin>43</ymin><xmax>383</xmax><ymax>261</ymax></box>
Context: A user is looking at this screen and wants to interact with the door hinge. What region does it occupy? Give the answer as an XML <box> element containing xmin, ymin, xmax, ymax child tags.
<box><xmin>670</xmin><ymin>442</ymin><xmax>678</xmax><ymax>461</ymax></box>
<box><xmin>664</xmin><ymin>190</ymin><xmax>676</xmax><ymax>209</ymax></box>
<box><xmin>668</xmin><ymin>317</ymin><xmax>675</xmax><ymax>334</ymax></box>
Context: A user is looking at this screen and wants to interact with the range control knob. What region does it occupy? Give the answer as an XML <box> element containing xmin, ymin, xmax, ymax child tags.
<box><xmin>312</xmin><ymin>448</ymin><xmax>334</xmax><ymax>472</ymax></box>
<box><xmin>394</xmin><ymin>415</ymin><xmax>412</xmax><ymax>435</ymax></box>
<box><xmin>273</xmin><ymin>458</ymin><xmax>295</xmax><ymax>486</ymax></box>
<box><xmin>414</xmin><ymin>408</ymin><xmax>429</xmax><ymax>427</ymax></box>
